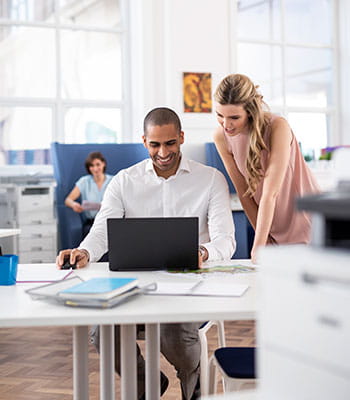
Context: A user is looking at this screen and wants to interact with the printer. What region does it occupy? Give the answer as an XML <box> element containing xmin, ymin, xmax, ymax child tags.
<box><xmin>297</xmin><ymin>148</ymin><xmax>350</xmax><ymax>249</ymax></box>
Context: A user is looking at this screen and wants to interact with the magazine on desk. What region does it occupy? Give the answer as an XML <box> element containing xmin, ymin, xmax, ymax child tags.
<box><xmin>26</xmin><ymin>276</ymin><xmax>155</xmax><ymax>308</ymax></box>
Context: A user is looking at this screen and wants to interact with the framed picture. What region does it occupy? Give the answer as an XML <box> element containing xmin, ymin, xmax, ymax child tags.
<box><xmin>183</xmin><ymin>72</ymin><xmax>212</xmax><ymax>113</ymax></box>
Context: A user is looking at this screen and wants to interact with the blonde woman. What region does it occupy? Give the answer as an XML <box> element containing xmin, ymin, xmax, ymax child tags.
<box><xmin>213</xmin><ymin>74</ymin><xmax>319</xmax><ymax>262</ymax></box>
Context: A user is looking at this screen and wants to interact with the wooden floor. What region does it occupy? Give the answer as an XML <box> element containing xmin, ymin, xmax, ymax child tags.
<box><xmin>0</xmin><ymin>321</ymin><xmax>255</xmax><ymax>399</ymax></box>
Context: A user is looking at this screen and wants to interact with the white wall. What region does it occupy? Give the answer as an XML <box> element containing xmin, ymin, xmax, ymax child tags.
<box><xmin>129</xmin><ymin>0</ymin><xmax>232</xmax><ymax>144</ymax></box>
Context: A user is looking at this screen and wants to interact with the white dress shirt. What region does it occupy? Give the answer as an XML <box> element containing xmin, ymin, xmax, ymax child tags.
<box><xmin>80</xmin><ymin>155</ymin><xmax>235</xmax><ymax>262</ymax></box>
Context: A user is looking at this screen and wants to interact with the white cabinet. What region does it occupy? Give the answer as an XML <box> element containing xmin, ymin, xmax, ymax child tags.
<box><xmin>0</xmin><ymin>183</ymin><xmax>57</xmax><ymax>263</ymax></box>
<box><xmin>259</xmin><ymin>245</ymin><xmax>350</xmax><ymax>400</ymax></box>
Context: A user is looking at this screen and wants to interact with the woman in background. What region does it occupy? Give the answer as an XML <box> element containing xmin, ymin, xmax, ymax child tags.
<box><xmin>213</xmin><ymin>74</ymin><xmax>319</xmax><ymax>262</ymax></box>
<box><xmin>65</xmin><ymin>151</ymin><xmax>112</xmax><ymax>237</ymax></box>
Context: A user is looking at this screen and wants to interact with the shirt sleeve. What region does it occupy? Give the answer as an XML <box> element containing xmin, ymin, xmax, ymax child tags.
<box><xmin>75</xmin><ymin>175</ymin><xmax>86</xmax><ymax>192</ymax></box>
<box><xmin>202</xmin><ymin>169</ymin><xmax>236</xmax><ymax>261</ymax></box>
<box><xmin>78</xmin><ymin>173</ymin><xmax>125</xmax><ymax>262</ymax></box>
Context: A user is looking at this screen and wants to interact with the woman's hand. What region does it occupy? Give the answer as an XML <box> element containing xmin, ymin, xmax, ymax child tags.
<box><xmin>250</xmin><ymin>245</ymin><xmax>259</xmax><ymax>264</ymax></box>
<box><xmin>72</xmin><ymin>201</ymin><xmax>84</xmax><ymax>213</ymax></box>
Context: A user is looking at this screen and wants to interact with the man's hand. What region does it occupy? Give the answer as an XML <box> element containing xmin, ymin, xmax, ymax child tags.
<box><xmin>198</xmin><ymin>245</ymin><xmax>208</xmax><ymax>269</ymax></box>
<box><xmin>56</xmin><ymin>248</ymin><xmax>90</xmax><ymax>269</ymax></box>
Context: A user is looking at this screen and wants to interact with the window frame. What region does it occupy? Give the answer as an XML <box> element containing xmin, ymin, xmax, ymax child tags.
<box><xmin>230</xmin><ymin>0</ymin><xmax>340</xmax><ymax>153</ymax></box>
<box><xmin>0</xmin><ymin>0</ymin><xmax>131</xmax><ymax>149</ymax></box>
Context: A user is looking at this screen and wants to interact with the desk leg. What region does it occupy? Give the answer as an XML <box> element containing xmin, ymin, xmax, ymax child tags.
<box><xmin>73</xmin><ymin>326</ymin><xmax>89</xmax><ymax>400</ymax></box>
<box><xmin>120</xmin><ymin>324</ymin><xmax>137</xmax><ymax>400</ymax></box>
<box><xmin>145</xmin><ymin>323</ymin><xmax>160</xmax><ymax>399</ymax></box>
<box><xmin>100</xmin><ymin>325</ymin><xmax>115</xmax><ymax>400</ymax></box>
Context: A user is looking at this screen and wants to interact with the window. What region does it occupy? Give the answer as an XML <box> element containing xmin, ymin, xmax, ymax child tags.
<box><xmin>0</xmin><ymin>0</ymin><xmax>128</xmax><ymax>163</ymax></box>
<box><xmin>234</xmin><ymin>0</ymin><xmax>336</xmax><ymax>159</ymax></box>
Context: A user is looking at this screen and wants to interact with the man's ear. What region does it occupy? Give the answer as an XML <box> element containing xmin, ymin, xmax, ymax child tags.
<box><xmin>142</xmin><ymin>135</ymin><xmax>147</xmax><ymax>148</ymax></box>
<box><xmin>179</xmin><ymin>131</ymin><xmax>185</xmax><ymax>144</ymax></box>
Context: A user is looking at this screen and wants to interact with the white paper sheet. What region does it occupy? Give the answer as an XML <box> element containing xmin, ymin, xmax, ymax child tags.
<box><xmin>150</xmin><ymin>280</ymin><xmax>248</xmax><ymax>297</ymax></box>
<box><xmin>17</xmin><ymin>264</ymin><xmax>74</xmax><ymax>283</ymax></box>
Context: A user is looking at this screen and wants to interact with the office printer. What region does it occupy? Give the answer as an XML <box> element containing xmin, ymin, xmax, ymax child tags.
<box><xmin>297</xmin><ymin>148</ymin><xmax>350</xmax><ymax>249</ymax></box>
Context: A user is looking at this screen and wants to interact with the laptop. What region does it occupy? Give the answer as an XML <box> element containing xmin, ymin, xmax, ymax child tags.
<box><xmin>107</xmin><ymin>217</ymin><xmax>199</xmax><ymax>271</ymax></box>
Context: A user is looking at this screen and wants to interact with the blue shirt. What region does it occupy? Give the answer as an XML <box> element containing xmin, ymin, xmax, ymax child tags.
<box><xmin>76</xmin><ymin>174</ymin><xmax>113</xmax><ymax>219</ymax></box>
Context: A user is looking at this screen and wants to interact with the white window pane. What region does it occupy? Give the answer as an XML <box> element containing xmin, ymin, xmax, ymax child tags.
<box><xmin>0</xmin><ymin>107</ymin><xmax>52</xmax><ymax>151</ymax></box>
<box><xmin>64</xmin><ymin>108</ymin><xmax>121</xmax><ymax>143</ymax></box>
<box><xmin>286</xmin><ymin>47</ymin><xmax>333</xmax><ymax>107</ymax></box>
<box><xmin>61</xmin><ymin>30</ymin><xmax>122</xmax><ymax>100</ymax></box>
<box><xmin>285</xmin><ymin>0</ymin><xmax>333</xmax><ymax>45</ymax></box>
<box><xmin>238</xmin><ymin>0</ymin><xmax>281</xmax><ymax>41</ymax></box>
<box><xmin>58</xmin><ymin>0</ymin><xmax>121</xmax><ymax>28</ymax></box>
<box><xmin>237</xmin><ymin>43</ymin><xmax>283</xmax><ymax>107</ymax></box>
<box><xmin>0</xmin><ymin>0</ymin><xmax>54</xmax><ymax>22</ymax></box>
<box><xmin>288</xmin><ymin>112</ymin><xmax>328</xmax><ymax>159</ymax></box>
<box><xmin>0</xmin><ymin>26</ymin><xmax>56</xmax><ymax>97</ymax></box>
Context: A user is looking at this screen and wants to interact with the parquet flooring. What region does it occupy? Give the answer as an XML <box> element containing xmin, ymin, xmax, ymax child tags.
<box><xmin>0</xmin><ymin>320</ymin><xmax>255</xmax><ymax>399</ymax></box>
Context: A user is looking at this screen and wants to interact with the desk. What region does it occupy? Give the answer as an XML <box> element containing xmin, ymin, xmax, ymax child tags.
<box><xmin>0</xmin><ymin>228</ymin><xmax>20</xmax><ymax>255</ymax></box>
<box><xmin>0</xmin><ymin>261</ymin><xmax>256</xmax><ymax>400</ymax></box>
<box><xmin>0</xmin><ymin>228</ymin><xmax>21</xmax><ymax>238</ymax></box>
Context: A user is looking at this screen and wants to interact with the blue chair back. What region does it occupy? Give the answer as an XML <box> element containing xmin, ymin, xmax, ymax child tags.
<box><xmin>51</xmin><ymin>142</ymin><xmax>149</xmax><ymax>251</ymax></box>
<box><xmin>205</xmin><ymin>143</ymin><xmax>236</xmax><ymax>194</ymax></box>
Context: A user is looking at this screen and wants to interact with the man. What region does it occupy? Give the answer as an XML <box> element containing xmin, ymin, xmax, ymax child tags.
<box><xmin>57</xmin><ymin>107</ymin><xmax>235</xmax><ymax>399</ymax></box>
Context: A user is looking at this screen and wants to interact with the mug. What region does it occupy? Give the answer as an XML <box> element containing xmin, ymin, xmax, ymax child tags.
<box><xmin>0</xmin><ymin>254</ymin><xmax>19</xmax><ymax>285</ymax></box>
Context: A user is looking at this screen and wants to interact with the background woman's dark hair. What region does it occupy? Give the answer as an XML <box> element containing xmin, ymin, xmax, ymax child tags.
<box><xmin>85</xmin><ymin>151</ymin><xmax>107</xmax><ymax>174</ymax></box>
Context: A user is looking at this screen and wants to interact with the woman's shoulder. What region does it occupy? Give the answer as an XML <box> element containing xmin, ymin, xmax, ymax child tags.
<box><xmin>213</xmin><ymin>125</ymin><xmax>225</xmax><ymax>142</ymax></box>
<box><xmin>267</xmin><ymin>114</ymin><xmax>293</xmax><ymax>145</ymax></box>
<box><xmin>105</xmin><ymin>174</ymin><xmax>113</xmax><ymax>182</ymax></box>
<box><xmin>76</xmin><ymin>174</ymin><xmax>91</xmax><ymax>185</ymax></box>
<box><xmin>268</xmin><ymin>113</ymin><xmax>290</xmax><ymax>129</ymax></box>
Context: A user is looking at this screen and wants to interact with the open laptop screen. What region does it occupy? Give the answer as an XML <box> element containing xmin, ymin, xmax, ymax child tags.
<box><xmin>107</xmin><ymin>217</ymin><xmax>199</xmax><ymax>271</ymax></box>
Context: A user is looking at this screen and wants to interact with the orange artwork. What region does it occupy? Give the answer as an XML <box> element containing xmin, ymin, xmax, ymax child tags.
<box><xmin>183</xmin><ymin>72</ymin><xmax>212</xmax><ymax>113</ymax></box>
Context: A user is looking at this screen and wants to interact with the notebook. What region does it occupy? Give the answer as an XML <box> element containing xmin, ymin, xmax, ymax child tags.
<box><xmin>107</xmin><ymin>217</ymin><xmax>199</xmax><ymax>271</ymax></box>
<box><xmin>59</xmin><ymin>277</ymin><xmax>139</xmax><ymax>300</ymax></box>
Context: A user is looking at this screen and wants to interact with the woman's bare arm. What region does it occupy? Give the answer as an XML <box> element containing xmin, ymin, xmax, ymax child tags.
<box><xmin>251</xmin><ymin>117</ymin><xmax>292</xmax><ymax>258</ymax></box>
<box><xmin>213</xmin><ymin>126</ymin><xmax>259</xmax><ymax>230</ymax></box>
<box><xmin>64</xmin><ymin>186</ymin><xmax>83</xmax><ymax>213</ymax></box>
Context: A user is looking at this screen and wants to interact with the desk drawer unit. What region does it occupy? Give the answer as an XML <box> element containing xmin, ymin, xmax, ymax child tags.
<box><xmin>20</xmin><ymin>250</ymin><xmax>56</xmax><ymax>264</ymax></box>
<box><xmin>259</xmin><ymin>245</ymin><xmax>350</xmax><ymax>400</ymax></box>
<box><xmin>19</xmin><ymin>236</ymin><xmax>56</xmax><ymax>252</ymax></box>
<box><xmin>261</xmin><ymin>274</ymin><xmax>350</xmax><ymax>373</ymax></box>
<box><xmin>261</xmin><ymin>348</ymin><xmax>350</xmax><ymax>400</ymax></box>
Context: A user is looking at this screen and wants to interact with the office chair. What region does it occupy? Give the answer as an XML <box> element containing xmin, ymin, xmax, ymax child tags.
<box><xmin>198</xmin><ymin>320</ymin><xmax>226</xmax><ymax>396</ymax></box>
<box><xmin>51</xmin><ymin>142</ymin><xmax>148</xmax><ymax>250</ymax></box>
<box><xmin>208</xmin><ymin>347</ymin><xmax>257</xmax><ymax>394</ymax></box>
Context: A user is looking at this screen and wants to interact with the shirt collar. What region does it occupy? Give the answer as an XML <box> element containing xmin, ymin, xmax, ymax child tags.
<box><xmin>145</xmin><ymin>153</ymin><xmax>191</xmax><ymax>177</ymax></box>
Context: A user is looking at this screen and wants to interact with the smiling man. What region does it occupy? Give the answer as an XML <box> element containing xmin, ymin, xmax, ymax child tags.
<box><xmin>56</xmin><ymin>107</ymin><xmax>235</xmax><ymax>400</ymax></box>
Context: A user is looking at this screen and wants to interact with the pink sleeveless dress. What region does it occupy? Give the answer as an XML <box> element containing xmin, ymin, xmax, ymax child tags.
<box><xmin>224</xmin><ymin>114</ymin><xmax>319</xmax><ymax>244</ymax></box>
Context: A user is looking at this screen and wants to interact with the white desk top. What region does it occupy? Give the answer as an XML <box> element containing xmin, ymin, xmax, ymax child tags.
<box><xmin>0</xmin><ymin>228</ymin><xmax>21</xmax><ymax>238</ymax></box>
<box><xmin>0</xmin><ymin>262</ymin><xmax>256</xmax><ymax>328</ymax></box>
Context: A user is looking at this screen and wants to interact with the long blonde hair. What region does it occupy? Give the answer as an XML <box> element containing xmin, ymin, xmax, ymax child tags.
<box><xmin>214</xmin><ymin>74</ymin><xmax>269</xmax><ymax>197</ymax></box>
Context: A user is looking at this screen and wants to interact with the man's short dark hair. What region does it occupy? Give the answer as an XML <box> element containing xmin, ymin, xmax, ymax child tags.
<box><xmin>143</xmin><ymin>107</ymin><xmax>182</xmax><ymax>135</ymax></box>
<box><xmin>85</xmin><ymin>151</ymin><xmax>107</xmax><ymax>174</ymax></box>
